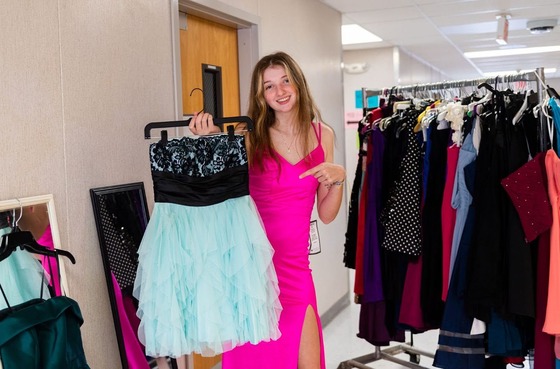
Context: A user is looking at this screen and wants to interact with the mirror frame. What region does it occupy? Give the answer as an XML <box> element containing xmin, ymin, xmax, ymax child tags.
<box><xmin>0</xmin><ymin>194</ymin><xmax>68</xmax><ymax>295</ymax></box>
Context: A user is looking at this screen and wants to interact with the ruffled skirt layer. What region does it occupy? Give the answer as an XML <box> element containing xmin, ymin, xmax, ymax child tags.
<box><xmin>132</xmin><ymin>196</ymin><xmax>281</xmax><ymax>357</ymax></box>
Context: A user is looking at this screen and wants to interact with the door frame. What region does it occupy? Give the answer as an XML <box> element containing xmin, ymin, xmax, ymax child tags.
<box><xmin>170</xmin><ymin>0</ymin><xmax>260</xmax><ymax>120</ymax></box>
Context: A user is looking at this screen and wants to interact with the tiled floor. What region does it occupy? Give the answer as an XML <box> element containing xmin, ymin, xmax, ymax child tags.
<box><xmin>323</xmin><ymin>302</ymin><xmax>535</xmax><ymax>369</ymax></box>
<box><xmin>205</xmin><ymin>300</ymin><xmax>532</xmax><ymax>369</ymax></box>
<box><xmin>323</xmin><ymin>301</ymin><xmax>439</xmax><ymax>369</ymax></box>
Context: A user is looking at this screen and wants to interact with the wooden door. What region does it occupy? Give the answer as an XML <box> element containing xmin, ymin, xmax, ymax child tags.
<box><xmin>180</xmin><ymin>14</ymin><xmax>240</xmax><ymax>118</ymax></box>
<box><xmin>179</xmin><ymin>13</ymin><xmax>240</xmax><ymax>369</ymax></box>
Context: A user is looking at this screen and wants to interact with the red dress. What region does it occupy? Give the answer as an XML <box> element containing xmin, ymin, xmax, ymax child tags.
<box><xmin>441</xmin><ymin>144</ymin><xmax>459</xmax><ymax>301</ymax></box>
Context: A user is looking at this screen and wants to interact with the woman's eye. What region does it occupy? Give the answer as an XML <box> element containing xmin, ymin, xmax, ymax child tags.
<box><xmin>264</xmin><ymin>85</ymin><xmax>272</xmax><ymax>90</ymax></box>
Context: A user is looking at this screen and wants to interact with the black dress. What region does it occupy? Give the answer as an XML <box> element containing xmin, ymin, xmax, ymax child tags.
<box><xmin>420</xmin><ymin>119</ymin><xmax>451</xmax><ymax>327</ymax></box>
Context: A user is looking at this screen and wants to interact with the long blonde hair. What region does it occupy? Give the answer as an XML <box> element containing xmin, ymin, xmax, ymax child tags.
<box><xmin>247</xmin><ymin>51</ymin><xmax>323</xmax><ymax>169</ymax></box>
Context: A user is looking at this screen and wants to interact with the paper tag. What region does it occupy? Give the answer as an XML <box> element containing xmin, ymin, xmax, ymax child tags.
<box><xmin>308</xmin><ymin>220</ymin><xmax>321</xmax><ymax>255</ymax></box>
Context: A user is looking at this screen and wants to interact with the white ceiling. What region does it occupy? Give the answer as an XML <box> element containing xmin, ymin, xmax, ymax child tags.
<box><xmin>320</xmin><ymin>0</ymin><xmax>560</xmax><ymax>80</ymax></box>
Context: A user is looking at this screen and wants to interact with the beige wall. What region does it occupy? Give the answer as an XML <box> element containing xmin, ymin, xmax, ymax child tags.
<box><xmin>398</xmin><ymin>49</ymin><xmax>447</xmax><ymax>85</ymax></box>
<box><xmin>1</xmin><ymin>0</ymin><xmax>346</xmax><ymax>368</ymax></box>
<box><xmin>1</xmin><ymin>1</ymin><xmax>175</xmax><ymax>368</ymax></box>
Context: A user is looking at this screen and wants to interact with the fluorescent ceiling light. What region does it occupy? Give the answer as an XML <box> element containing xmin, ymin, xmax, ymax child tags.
<box><xmin>465</xmin><ymin>46</ymin><xmax>560</xmax><ymax>58</ymax></box>
<box><xmin>342</xmin><ymin>24</ymin><xmax>382</xmax><ymax>45</ymax></box>
<box><xmin>483</xmin><ymin>68</ymin><xmax>557</xmax><ymax>76</ymax></box>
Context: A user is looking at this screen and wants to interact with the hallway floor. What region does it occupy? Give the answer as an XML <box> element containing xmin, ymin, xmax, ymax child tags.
<box><xmin>323</xmin><ymin>302</ymin><xmax>535</xmax><ymax>369</ymax></box>
<box><xmin>323</xmin><ymin>302</ymin><xmax>439</xmax><ymax>369</ymax></box>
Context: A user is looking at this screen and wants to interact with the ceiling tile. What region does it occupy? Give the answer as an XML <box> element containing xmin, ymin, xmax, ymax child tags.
<box><xmin>331</xmin><ymin>0</ymin><xmax>560</xmax><ymax>80</ymax></box>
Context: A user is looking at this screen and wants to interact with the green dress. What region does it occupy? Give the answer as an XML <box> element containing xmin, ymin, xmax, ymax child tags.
<box><xmin>0</xmin><ymin>296</ymin><xmax>90</xmax><ymax>369</ymax></box>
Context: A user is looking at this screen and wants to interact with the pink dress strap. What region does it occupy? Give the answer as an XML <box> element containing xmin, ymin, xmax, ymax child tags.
<box><xmin>312</xmin><ymin>121</ymin><xmax>322</xmax><ymax>142</ymax></box>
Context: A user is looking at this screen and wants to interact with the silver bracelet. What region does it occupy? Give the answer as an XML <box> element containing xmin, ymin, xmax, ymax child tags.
<box><xmin>326</xmin><ymin>179</ymin><xmax>345</xmax><ymax>189</ymax></box>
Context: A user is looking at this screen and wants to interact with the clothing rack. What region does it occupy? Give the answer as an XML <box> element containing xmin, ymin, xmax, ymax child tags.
<box><xmin>361</xmin><ymin>67</ymin><xmax>549</xmax><ymax>152</ymax></box>
<box><xmin>339</xmin><ymin>68</ymin><xmax>547</xmax><ymax>369</ymax></box>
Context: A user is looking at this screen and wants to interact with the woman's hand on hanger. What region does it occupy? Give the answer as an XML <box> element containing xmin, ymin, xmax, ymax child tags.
<box><xmin>189</xmin><ymin>111</ymin><xmax>221</xmax><ymax>135</ymax></box>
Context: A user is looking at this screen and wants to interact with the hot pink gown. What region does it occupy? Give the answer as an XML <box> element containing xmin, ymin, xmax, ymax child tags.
<box><xmin>222</xmin><ymin>123</ymin><xmax>326</xmax><ymax>369</ymax></box>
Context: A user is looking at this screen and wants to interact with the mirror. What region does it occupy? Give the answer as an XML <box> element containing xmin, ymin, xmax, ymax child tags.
<box><xmin>90</xmin><ymin>183</ymin><xmax>178</xmax><ymax>369</ymax></box>
<box><xmin>0</xmin><ymin>194</ymin><xmax>69</xmax><ymax>306</ymax></box>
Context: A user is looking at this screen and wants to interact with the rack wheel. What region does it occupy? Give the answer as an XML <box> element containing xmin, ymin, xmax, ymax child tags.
<box><xmin>408</xmin><ymin>353</ymin><xmax>421</xmax><ymax>364</ymax></box>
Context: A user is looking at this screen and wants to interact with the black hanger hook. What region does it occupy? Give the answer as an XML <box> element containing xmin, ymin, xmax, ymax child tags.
<box><xmin>189</xmin><ymin>88</ymin><xmax>205</xmax><ymax>115</ymax></box>
<box><xmin>477</xmin><ymin>82</ymin><xmax>496</xmax><ymax>93</ymax></box>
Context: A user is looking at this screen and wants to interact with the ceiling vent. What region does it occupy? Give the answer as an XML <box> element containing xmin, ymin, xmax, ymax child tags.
<box><xmin>527</xmin><ymin>19</ymin><xmax>557</xmax><ymax>34</ymax></box>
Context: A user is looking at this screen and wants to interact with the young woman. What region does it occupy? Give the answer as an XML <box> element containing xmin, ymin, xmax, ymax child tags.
<box><xmin>191</xmin><ymin>51</ymin><xmax>346</xmax><ymax>369</ymax></box>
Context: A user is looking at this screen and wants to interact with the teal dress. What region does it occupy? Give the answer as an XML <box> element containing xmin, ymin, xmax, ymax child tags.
<box><xmin>0</xmin><ymin>227</ymin><xmax>51</xmax><ymax>310</ymax></box>
<box><xmin>133</xmin><ymin>134</ymin><xmax>281</xmax><ymax>357</ymax></box>
<box><xmin>0</xmin><ymin>296</ymin><xmax>90</xmax><ymax>369</ymax></box>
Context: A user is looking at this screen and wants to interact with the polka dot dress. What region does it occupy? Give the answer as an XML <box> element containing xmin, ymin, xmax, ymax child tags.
<box><xmin>381</xmin><ymin>112</ymin><xmax>423</xmax><ymax>256</ymax></box>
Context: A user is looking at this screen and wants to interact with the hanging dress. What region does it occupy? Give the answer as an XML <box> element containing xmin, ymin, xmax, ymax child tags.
<box><xmin>501</xmin><ymin>152</ymin><xmax>555</xmax><ymax>369</ymax></box>
<box><xmin>222</xmin><ymin>122</ymin><xmax>326</xmax><ymax>369</ymax></box>
<box><xmin>441</xmin><ymin>143</ymin><xmax>460</xmax><ymax>301</ymax></box>
<box><xmin>433</xmin><ymin>158</ymin><xmax>485</xmax><ymax>369</ymax></box>
<box><xmin>0</xmin><ymin>296</ymin><xmax>90</xmax><ymax>369</ymax></box>
<box><xmin>0</xmin><ymin>236</ymin><xmax>90</xmax><ymax>369</ymax></box>
<box><xmin>358</xmin><ymin>127</ymin><xmax>405</xmax><ymax>345</ymax></box>
<box><xmin>343</xmin><ymin>118</ymin><xmax>369</xmax><ymax>269</ymax></box>
<box><xmin>133</xmin><ymin>134</ymin><xmax>281</xmax><ymax>358</ymax></box>
<box><xmin>466</xmin><ymin>94</ymin><xmax>534</xmax><ymax>357</ymax></box>
<box><xmin>420</xmin><ymin>119</ymin><xmax>450</xmax><ymax>327</ymax></box>
<box><xmin>380</xmin><ymin>110</ymin><xmax>423</xmax><ymax>256</ymax></box>
<box><xmin>0</xmin><ymin>227</ymin><xmax>51</xmax><ymax>310</ymax></box>
<box><xmin>448</xmin><ymin>131</ymin><xmax>477</xmax><ymax>287</ymax></box>
<box><xmin>544</xmin><ymin>149</ymin><xmax>560</xmax><ymax>335</ymax></box>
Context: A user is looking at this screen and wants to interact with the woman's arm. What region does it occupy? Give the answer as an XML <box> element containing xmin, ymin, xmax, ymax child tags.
<box><xmin>299</xmin><ymin>124</ymin><xmax>346</xmax><ymax>224</ymax></box>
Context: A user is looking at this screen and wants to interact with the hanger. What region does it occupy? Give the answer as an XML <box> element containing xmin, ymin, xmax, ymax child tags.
<box><xmin>144</xmin><ymin>86</ymin><xmax>255</xmax><ymax>143</ymax></box>
<box><xmin>0</xmin><ymin>230</ymin><xmax>76</xmax><ymax>264</ymax></box>
<box><xmin>512</xmin><ymin>90</ymin><xmax>529</xmax><ymax>126</ymax></box>
<box><xmin>512</xmin><ymin>90</ymin><xmax>538</xmax><ymax>126</ymax></box>
<box><xmin>0</xmin><ymin>202</ymin><xmax>76</xmax><ymax>264</ymax></box>
<box><xmin>547</xmin><ymin>84</ymin><xmax>560</xmax><ymax>99</ymax></box>
<box><xmin>477</xmin><ymin>82</ymin><xmax>500</xmax><ymax>95</ymax></box>
<box><xmin>468</xmin><ymin>83</ymin><xmax>495</xmax><ymax>112</ymax></box>
<box><xmin>144</xmin><ymin>115</ymin><xmax>254</xmax><ymax>142</ymax></box>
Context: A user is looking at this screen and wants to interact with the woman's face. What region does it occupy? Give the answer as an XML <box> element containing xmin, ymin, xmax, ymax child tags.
<box><xmin>262</xmin><ymin>65</ymin><xmax>297</xmax><ymax>115</ymax></box>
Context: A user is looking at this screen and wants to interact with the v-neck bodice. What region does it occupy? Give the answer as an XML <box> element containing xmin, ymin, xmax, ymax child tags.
<box><xmin>249</xmin><ymin>123</ymin><xmax>324</xmax><ymax>255</ymax></box>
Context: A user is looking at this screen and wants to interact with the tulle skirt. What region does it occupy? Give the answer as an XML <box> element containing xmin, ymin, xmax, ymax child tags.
<box><xmin>132</xmin><ymin>196</ymin><xmax>281</xmax><ymax>358</ymax></box>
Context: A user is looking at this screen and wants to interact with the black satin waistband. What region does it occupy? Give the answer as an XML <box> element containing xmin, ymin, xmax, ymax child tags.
<box><xmin>152</xmin><ymin>165</ymin><xmax>249</xmax><ymax>207</ymax></box>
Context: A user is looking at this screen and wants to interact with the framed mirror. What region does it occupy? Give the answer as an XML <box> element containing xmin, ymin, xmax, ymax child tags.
<box><xmin>90</xmin><ymin>182</ymin><xmax>178</xmax><ymax>369</ymax></box>
<box><xmin>0</xmin><ymin>194</ymin><xmax>69</xmax><ymax>301</ymax></box>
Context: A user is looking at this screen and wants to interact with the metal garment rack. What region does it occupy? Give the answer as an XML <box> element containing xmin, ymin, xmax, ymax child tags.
<box><xmin>339</xmin><ymin>68</ymin><xmax>547</xmax><ymax>369</ymax></box>
<box><xmin>361</xmin><ymin>68</ymin><xmax>548</xmax><ymax>151</ymax></box>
